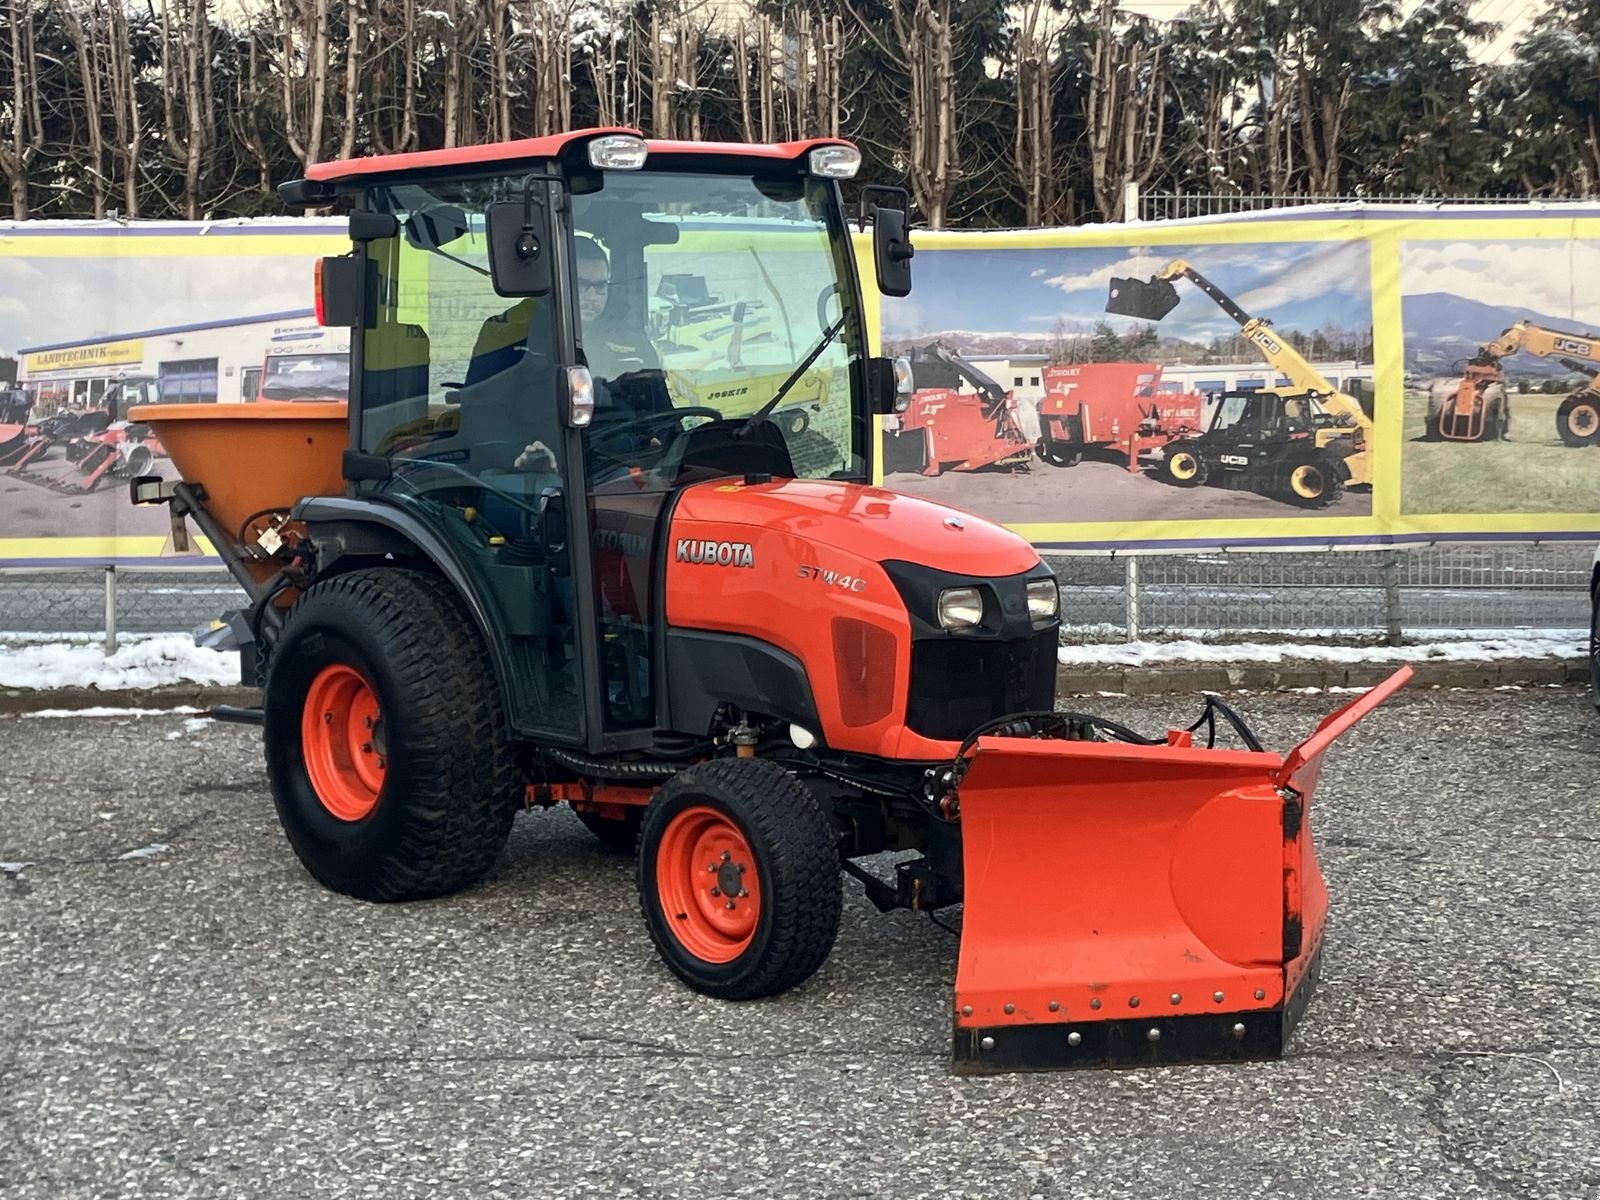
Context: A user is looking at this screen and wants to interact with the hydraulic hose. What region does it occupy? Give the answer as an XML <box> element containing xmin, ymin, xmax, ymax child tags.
<box><xmin>543</xmin><ymin>746</ymin><xmax>681</xmax><ymax>783</ymax></box>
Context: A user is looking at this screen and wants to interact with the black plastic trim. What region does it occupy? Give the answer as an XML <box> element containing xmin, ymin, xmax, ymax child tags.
<box><xmin>663</xmin><ymin>629</ymin><xmax>821</xmax><ymax>737</ymax></box>
<box><xmin>294</xmin><ymin>496</ymin><xmax>579</xmax><ymax>745</ymax></box>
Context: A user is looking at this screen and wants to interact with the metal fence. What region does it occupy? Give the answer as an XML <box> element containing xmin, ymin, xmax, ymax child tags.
<box><xmin>1</xmin><ymin>541</ymin><xmax>1589</xmax><ymax>652</ymax></box>
<box><xmin>1135</xmin><ymin>189</ymin><xmax>1598</xmax><ymax>222</ymax></box>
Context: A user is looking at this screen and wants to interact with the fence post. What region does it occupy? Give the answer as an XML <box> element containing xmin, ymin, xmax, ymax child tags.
<box><xmin>1125</xmin><ymin>556</ymin><xmax>1141</xmax><ymax>643</ymax></box>
<box><xmin>1382</xmin><ymin>553</ymin><xmax>1402</xmax><ymax>646</ymax></box>
<box><xmin>1123</xmin><ymin>181</ymin><xmax>1140</xmax><ymax>222</ymax></box>
<box><xmin>104</xmin><ymin>565</ymin><xmax>118</xmax><ymax>656</ymax></box>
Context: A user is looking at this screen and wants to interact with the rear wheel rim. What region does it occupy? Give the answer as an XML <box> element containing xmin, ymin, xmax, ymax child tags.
<box><xmin>1290</xmin><ymin>464</ymin><xmax>1325</xmax><ymax>498</ymax></box>
<box><xmin>1569</xmin><ymin>404</ymin><xmax>1598</xmax><ymax>438</ymax></box>
<box><xmin>301</xmin><ymin>663</ymin><xmax>386</xmax><ymax>821</ymax></box>
<box><xmin>656</xmin><ymin>805</ymin><xmax>762</xmax><ymax>964</ymax></box>
<box><xmin>1169</xmin><ymin>451</ymin><xmax>1198</xmax><ymax>480</ymax></box>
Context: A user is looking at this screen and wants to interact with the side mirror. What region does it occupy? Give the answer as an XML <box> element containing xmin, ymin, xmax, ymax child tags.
<box><xmin>873</xmin><ymin>208</ymin><xmax>914</xmax><ymax>298</ymax></box>
<box><xmin>486</xmin><ymin>192</ymin><xmax>554</xmax><ymax>298</ymax></box>
<box><xmin>868</xmin><ymin>356</ymin><xmax>913</xmax><ymax>414</ymax></box>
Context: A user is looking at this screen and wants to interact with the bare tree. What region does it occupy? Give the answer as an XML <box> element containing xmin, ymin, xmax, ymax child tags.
<box><xmin>1083</xmin><ymin>0</ymin><xmax>1166</xmax><ymax>221</ymax></box>
<box><xmin>61</xmin><ymin>1</ymin><xmax>108</xmax><ymax>215</ymax></box>
<box><xmin>1013</xmin><ymin>0</ymin><xmax>1054</xmax><ymax>226</ymax></box>
<box><xmin>161</xmin><ymin>0</ymin><xmax>214</xmax><ymax>217</ymax></box>
<box><xmin>0</xmin><ymin>0</ymin><xmax>46</xmax><ymax>218</ymax></box>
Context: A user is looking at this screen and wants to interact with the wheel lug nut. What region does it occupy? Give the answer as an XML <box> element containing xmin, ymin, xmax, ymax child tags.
<box><xmin>738</xmin><ymin>889</ymin><xmax>748</xmax><ymax>898</ymax></box>
<box><xmin>720</xmin><ymin>851</ymin><xmax>731</xmax><ymax>862</ymax></box>
<box><xmin>323</xmin><ymin>712</ymin><xmax>333</xmax><ymax>724</ymax></box>
<box><xmin>361</xmin><ymin>743</ymin><xmax>373</xmax><ymax>753</ymax></box>
<box><xmin>725</xmin><ymin>900</ymin><xmax>736</xmax><ymax>910</ymax></box>
<box><xmin>710</xmin><ymin>887</ymin><xmax>721</xmax><ymax>897</ymax></box>
<box><xmin>364</xmin><ymin>716</ymin><xmax>373</xmax><ymax>728</ymax></box>
<box><xmin>736</xmin><ymin>863</ymin><xmax>745</xmax><ymax>873</ymax></box>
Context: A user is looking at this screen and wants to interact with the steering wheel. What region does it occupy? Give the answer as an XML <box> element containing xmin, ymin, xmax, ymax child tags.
<box><xmin>586</xmin><ymin>405</ymin><xmax>723</xmax><ymax>466</ymax></box>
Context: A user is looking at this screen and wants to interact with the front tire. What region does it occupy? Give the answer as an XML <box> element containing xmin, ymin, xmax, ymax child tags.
<box><xmin>638</xmin><ymin>758</ymin><xmax>841</xmax><ymax>1000</ymax></box>
<box><xmin>1557</xmin><ymin>391</ymin><xmax>1600</xmax><ymax>447</ymax></box>
<box><xmin>263</xmin><ymin>569</ymin><xmax>519</xmax><ymax>901</ymax></box>
<box><xmin>1160</xmin><ymin>442</ymin><xmax>1209</xmax><ymax>487</ymax></box>
<box><xmin>1277</xmin><ymin>449</ymin><xmax>1346</xmax><ymax>509</ymax></box>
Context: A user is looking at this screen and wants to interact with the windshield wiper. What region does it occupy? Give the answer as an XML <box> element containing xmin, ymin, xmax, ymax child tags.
<box><xmin>732</xmin><ymin>314</ymin><xmax>846</xmax><ymax>441</ymax></box>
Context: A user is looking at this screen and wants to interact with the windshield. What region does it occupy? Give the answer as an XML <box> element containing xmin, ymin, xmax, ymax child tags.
<box><xmin>571</xmin><ymin>170</ymin><xmax>867</xmax><ymax>482</ymax></box>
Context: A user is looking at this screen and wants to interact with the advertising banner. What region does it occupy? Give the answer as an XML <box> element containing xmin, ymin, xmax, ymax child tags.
<box><xmin>2</xmin><ymin>206</ymin><xmax>1598</xmax><ymax>566</ymax></box>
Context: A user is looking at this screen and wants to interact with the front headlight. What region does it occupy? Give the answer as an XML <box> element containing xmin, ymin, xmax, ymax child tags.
<box><xmin>1026</xmin><ymin>578</ymin><xmax>1059</xmax><ymax>625</ymax></box>
<box><xmin>937</xmin><ymin>586</ymin><xmax>984</xmax><ymax>630</ymax></box>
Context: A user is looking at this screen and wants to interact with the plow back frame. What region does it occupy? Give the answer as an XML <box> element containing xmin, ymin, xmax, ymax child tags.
<box><xmin>950</xmin><ymin>667</ymin><xmax>1410</xmax><ymax>1074</ymax></box>
<box><xmin>1105</xmin><ymin>276</ymin><xmax>1181</xmax><ymax>322</ymax></box>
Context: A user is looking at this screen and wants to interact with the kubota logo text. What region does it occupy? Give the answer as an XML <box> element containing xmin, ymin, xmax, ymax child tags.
<box><xmin>676</xmin><ymin>539</ymin><xmax>755</xmax><ymax>568</ymax></box>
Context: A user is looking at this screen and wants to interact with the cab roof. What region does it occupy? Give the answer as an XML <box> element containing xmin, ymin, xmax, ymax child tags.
<box><xmin>300</xmin><ymin>127</ymin><xmax>854</xmax><ymax>186</ymax></box>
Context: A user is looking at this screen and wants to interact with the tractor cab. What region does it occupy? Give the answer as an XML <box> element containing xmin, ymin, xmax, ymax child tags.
<box><xmin>1205</xmin><ymin>389</ymin><xmax>1318</xmax><ymax>442</ymax></box>
<box><xmin>287</xmin><ymin>130</ymin><xmax>916</xmax><ymax>745</ymax></box>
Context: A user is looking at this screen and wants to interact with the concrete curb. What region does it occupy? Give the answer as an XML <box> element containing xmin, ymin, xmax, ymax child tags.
<box><xmin>0</xmin><ymin>658</ymin><xmax>1588</xmax><ymax>715</ymax></box>
<box><xmin>1056</xmin><ymin>657</ymin><xmax>1589</xmax><ymax>697</ymax></box>
<box><xmin>0</xmin><ymin>685</ymin><xmax>263</xmax><ymax>716</ymax></box>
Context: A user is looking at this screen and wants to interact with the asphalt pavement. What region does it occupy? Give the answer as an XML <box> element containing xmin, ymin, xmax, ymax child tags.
<box><xmin>3</xmin><ymin>686</ymin><xmax>1598</xmax><ymax>1199</ymax></box>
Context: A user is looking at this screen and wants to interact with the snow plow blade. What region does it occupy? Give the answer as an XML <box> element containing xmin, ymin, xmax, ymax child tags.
<box><xmin>950</xmin><ymin>667</ymin><xmax>1410</xmax><ymax>1074</ymax></box>
<box><xmin>1105</xmin><ymin>276</ymin><xmax>1181</xmax><ymax>322</ymax></box>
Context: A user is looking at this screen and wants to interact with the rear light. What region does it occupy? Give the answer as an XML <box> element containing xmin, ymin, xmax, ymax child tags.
<box><xmin>892</xmin><ymin>356</ymin><xmax>913</xmax><ymax>413</ymax></box>
<box><xmin>313</xmin><ymin>258</ymin><xmax>327</xmax><ymax>325</ymax></box>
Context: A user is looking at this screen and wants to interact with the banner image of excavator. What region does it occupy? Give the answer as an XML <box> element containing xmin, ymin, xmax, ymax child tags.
<box><xmin>1106</xmin><ymin>260</ymin><xmax>1373</xmax><ymax>509</ymax></box>
<box><xmin>1427</xmin><ymin>321</ymin><xmax>1600</xmax><ymax>446</ymax></box>
<box><xmin>884</xmin><ymin>342</ymin><xmax>1034</xmax><ymax>477</ymax></box>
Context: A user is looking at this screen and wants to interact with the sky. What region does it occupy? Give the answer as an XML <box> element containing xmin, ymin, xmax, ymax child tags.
<box><xmin>881</xmin><ymin>240</ymin><xmax>1373</xmax><ymax>343</ymax></box>
<box><xmin>1399</xmin><ymin>240</ymin><xmax>1600</xmax><ymax>328</ymax></box>
<box><xmin>0</xmin><ymin>253</ymin><xmax>316</xmax><ymax>355</ymax></box>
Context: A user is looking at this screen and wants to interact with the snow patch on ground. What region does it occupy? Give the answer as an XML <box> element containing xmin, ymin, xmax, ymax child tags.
<box><xmin>1057</xmin><ymin>632</ymin><xmax>1584</xmax><ymax>667</ymax></box>
<box><xmin>20</xmin><ymin>706</ymin><xmax>206</xmax><ymax>719</ymax></box>
<box><xmin>0</xmin><ymin>636</ymin><xmax>234</xmax><ymax>691</ymax></box>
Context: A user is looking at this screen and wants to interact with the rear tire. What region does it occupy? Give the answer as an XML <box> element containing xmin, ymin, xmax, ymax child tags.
<box><xmin>1556</xmin><ymin>392</ymin><xmax>1600</xmax><ymax>447</ymax></box>
<box><xmin>1277</xmin><ymin>449</ymin><xmax>1346</xmax><ymax>509</ymax></box>
<box><xmin>1159</xmin><ymin>442</ymin><xmax>1208</xmax><ymax>487</ymax></box>
<box><xmin>263</xmin><ymin>568</ymin><xmax>519</xmax><ymax>901</ymax></box>
<box><xmin>1037</xmin><ymin>431</ymin><xmax>1082</xmax><ymax>468</ymax></box>
<box><xmin>638</xmin><ymin>757</ymin><xmax>841</xmax><ymax>1000</ymax></box>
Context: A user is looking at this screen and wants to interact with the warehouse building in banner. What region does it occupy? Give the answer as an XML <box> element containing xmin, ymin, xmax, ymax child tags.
<box><xmin>15</xmin><ymin>310</ymin><xmax>350</xmax><ymax>417</ymax></box>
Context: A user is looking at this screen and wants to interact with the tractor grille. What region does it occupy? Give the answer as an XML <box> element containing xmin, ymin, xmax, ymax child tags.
<box><xmin>904</xmin><ymin>630</ymin><xmax>1058</xmax><ymax>743</ymax></box>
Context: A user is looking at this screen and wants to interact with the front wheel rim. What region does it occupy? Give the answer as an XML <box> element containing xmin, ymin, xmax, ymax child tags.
<box><xmin>301</xmin><ymin>664</ymin><xmax>386</xmax><ymax>821</ymax></box>
<box><xmin>1169</xmin><ymin>452</ymin><xmax>1198</xmax><ymax>480</ymax></box>
<box><xmin>1569</xmin><ymin>405</ymin><xmax>1598</xmax><ymax>438</ymax></box>
<box><xmin>655</xmin><ymin>805</ymin><xmax>762</xmax><ymax>964</ymax></box>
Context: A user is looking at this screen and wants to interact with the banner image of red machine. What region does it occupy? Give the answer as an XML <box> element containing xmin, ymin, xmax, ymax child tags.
<box><xmin>879</xmin><ymin>235</ymin><xmax>1379</xmax><ymax>532</ymax></box>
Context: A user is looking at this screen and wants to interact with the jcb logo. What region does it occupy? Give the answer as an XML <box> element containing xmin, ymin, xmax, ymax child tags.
<box><xmin>676</xmin><ymin>539</ymin><xmax>755</xmax><ymax>568</ymax></box>
<box><xmin>1555</xmin><ymin>337</ymin><xmax>1593</xmax><ymax>355</ymax></box>
<box><xmin>1249</xmin><ymin>330</ymin><xmax>1282</xmax><ymax>355</ymax></box>
<box><xmin>798</xmin><ymin>564</ymin><xmax>867</xmax><ymax>592</ymax></box>
<box><xmin>1219</xmin><ymin>454</ymin><xmax>1250</xmax><ymax>467</ymax></box>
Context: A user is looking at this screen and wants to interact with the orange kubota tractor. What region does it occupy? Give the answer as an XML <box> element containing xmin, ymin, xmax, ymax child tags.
<box><xmin>128</xmin><ymin>130</ymin><xmax>1407</xmax><ymax>1074</ymax></box>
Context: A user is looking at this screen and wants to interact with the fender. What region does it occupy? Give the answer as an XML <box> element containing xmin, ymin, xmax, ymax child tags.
<box><xmin>292</xmin><ymin>495</ymin><xmax>561</xmax><ymax>743</ymax></box>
